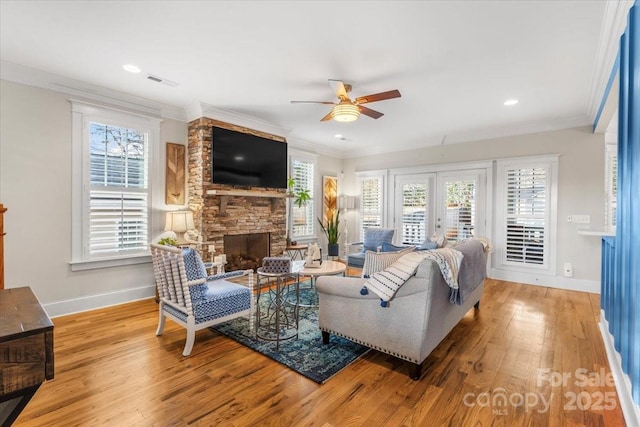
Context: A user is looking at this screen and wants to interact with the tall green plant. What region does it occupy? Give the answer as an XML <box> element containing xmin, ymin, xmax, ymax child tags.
<box><xmin>318</xmin><ymin>210</ymin><xmax>340</xmax><ymax>244</ymax></box>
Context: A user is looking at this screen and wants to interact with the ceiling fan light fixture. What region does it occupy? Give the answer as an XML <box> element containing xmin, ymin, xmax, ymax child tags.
<box><xmin>331</xmin><ymin>103</ymin><xmax>360</xmax><ymax>122</ymax></box>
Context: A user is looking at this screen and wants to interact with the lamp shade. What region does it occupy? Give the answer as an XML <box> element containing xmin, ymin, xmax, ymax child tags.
<box><xmin>339</xmin><ymin>195</ymin><xmax>356</xmax><ymax>210</ymax></box>
<box><xmin>164</xmin><ymin>211</ymin><xmax>195</xmax><ymax>233</ymax></box>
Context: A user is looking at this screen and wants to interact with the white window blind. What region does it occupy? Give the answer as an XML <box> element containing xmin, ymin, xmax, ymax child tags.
<box><xmin>503</xmin><ymin>166</ymin><xmax>548</xmax><ymax>266</ymax></box>
<box><xmin>291</xmin><ymin>158</ymin><xmax>314</xmax><ymax>238</ymax></box>
<box><xmin>401</xmin><ymin>183</ymin><xmax>427</xmax><ymax>245</ymax></box>
<box><xmin>89</xmin><ymin>123</ymin><xmax>150</xmax><ymax>256</ymax></box>
<box><xmin>359</xmin><ymin>176</ymin><xmax>384</xmax><ymax>241</ymax></box>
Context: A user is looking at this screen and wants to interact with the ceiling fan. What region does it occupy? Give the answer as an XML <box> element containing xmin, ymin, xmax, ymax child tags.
<box><xmin>291</xmin><ymin>79</ymin><xmax>401</xmax><ymax>122</ymax></box>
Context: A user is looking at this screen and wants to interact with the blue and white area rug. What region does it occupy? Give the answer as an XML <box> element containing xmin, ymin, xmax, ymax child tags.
<box><xmin>211</xmin><ymin>282</ymin><xmax>369</xmax><ymax>384</ymax></box>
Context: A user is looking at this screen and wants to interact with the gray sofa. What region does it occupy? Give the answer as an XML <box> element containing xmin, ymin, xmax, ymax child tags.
<box><xmin>316</xmin><ymin>239</ymin><xmax>488</xmax><ymax>379</ymax></box>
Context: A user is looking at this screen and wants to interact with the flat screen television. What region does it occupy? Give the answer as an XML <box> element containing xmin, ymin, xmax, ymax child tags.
<box><xmin>211</xmin><ymin>126</ymin><xmax>288</xmax><ymax>189</ymax></box>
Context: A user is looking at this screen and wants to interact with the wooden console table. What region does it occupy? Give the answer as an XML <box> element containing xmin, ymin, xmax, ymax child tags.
<box><xmin>0</xmin><ymin>287</ymin><xmax>54</xmax><ymax>426</ymax></box>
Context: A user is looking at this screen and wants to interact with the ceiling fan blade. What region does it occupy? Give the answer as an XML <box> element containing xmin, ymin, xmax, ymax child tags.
<box><xmin>328</xmin><ymin>79</ymin><xmax>348</xmax><ymax>100</ymax></box>
<box><xmin>355</xmin><ymin>89</ymin><xmax>401</xmax><ymax>105</ymax></box>
<box><xmin>358</xmin><ymin>105</ymin><xmax>384</xmax><ymax>119</ymax></box>
<box><xmin>320</xmin><ymin>110</ymin><xmax>334</xmax><ymax>122</ymax></box>
<box><xmin>291</xmin><ymin>100</ymin><xmax>336</xmax><ymax>105</ymax></box>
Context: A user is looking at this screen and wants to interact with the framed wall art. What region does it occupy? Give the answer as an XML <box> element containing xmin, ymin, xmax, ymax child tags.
<box><xmin>166</xmin><ymin>142</ymin><xmax>186</xmax><ymax>205</ymax></box>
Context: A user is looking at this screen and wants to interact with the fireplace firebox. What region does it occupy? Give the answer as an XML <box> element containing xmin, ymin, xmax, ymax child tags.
<box><xmin>223</xmin><ymin>233</ymin><xmax>270</xmax><ymax>271</ymax></box>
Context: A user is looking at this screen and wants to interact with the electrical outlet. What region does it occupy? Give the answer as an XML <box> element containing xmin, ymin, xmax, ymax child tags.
<box><xmin>208</xmin><ymin>244</ymin><xmax>215</xmax><ymax>253</ymax></box>
<box><xmin>564</xmin><ymin>262</ymin><xmax>573</xmax><ymax>277</ymax></box>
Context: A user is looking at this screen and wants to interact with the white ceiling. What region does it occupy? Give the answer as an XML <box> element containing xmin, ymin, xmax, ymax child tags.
<box><xmin>0</xmin><ymin>1</ymin><xmax>615</xmax><ymax>158</ymax></box>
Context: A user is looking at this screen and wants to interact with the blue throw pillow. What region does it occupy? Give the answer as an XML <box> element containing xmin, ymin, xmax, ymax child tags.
<box><xmin>381</xmin><ymin>242</ymin><xmax>410</xmax><ymax>252</ymax></box>
<box><xmin>417</xmin><ymin>240</ymin><xmax>438</xmax><ymax>251</ymax></box>
<box><xmin>363</xmin><ymin>228</ymin><xmax>395</xmax><ymax>252</ymax></box>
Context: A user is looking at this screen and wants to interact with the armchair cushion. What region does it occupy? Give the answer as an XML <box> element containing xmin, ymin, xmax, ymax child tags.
<box><xmin>182</xmin><ymin>248</ymin><xmax>207</xmax><ymax>280</ymax></box>
<box><xmin>381</xmin><ymin>242</ymin><xmax>416</xmax><ymax>252</ymax></box>
<box><xmin>348</xmin><ymin>228</ymin><xmax>395</xmax><ymax>268</ymax></box>
<box><xmin>363</xmin><ymin>228</ymin><xmax>395</xmax><ymax>252</ymax></box>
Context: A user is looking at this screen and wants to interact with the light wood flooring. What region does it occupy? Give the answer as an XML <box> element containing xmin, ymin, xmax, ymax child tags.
<box><xmin>14</xmin><ymin>279</ymin><xmax>626</xmax><ymax>426</ymax></box>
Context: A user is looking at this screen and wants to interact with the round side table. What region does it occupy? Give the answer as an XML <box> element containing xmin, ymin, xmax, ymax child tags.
<box><xmin>255</xmin><ymin>268</ymin><xmax>300</xmax><ymax>349</ymax></box>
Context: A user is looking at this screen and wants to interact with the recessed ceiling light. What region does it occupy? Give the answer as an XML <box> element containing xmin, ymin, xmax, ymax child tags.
<box><xmin>334</xmin><ymin>134</ymin><xmax>343</xmax><ymax>139</ymax></box>
<box><xmin>504</xmin><ymin>99</ymin><xmax>519</xmax><ymax>106</ymax></box>
<box><xmin>123</xmin><ymin>64</ymin><xmax>141</xmax><ymax>73</ymax></box>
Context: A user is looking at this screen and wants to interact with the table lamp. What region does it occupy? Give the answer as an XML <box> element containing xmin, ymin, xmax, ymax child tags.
<box><xmin>164</xmin><ymin>210</ymin><xmax>196</xmax><ymax>244</ymax></box>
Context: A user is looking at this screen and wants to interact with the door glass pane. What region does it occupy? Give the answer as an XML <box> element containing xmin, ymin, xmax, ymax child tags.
<box><xmin>443</xmin><ymin>179</ymin><xmax>476</xmax><ymax>242</ymax></box>
<box><xmin>401</xmin><ymin>183</ymin><xmax>427</xmax><ymax>245</ymax></box>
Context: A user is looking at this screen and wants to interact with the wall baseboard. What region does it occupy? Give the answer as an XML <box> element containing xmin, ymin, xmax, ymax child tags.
<box><xmin>599</xmin><ymin>313</ymin><xmax>640</xmax><ymax>427</ymax></box>
<box><xmin>489</xmin><ymin>268</ymin><xmax>600</xmax><ymax>293</ymax></box>
<box><xmin>43</xmin><ymin>285</ymin><xmax>156</xmax><ymax>318</ymax></box>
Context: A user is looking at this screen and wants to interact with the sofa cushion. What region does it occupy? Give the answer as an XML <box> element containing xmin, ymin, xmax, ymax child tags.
<box><xmin>362</xmin><ymin>246</ymin><xmax>415</xmax><ymax>278</ymax></box>
<box><xmin>362</xmin><ymin>251</ymin><xmax>428</xmax><ymax>303</ymax></box>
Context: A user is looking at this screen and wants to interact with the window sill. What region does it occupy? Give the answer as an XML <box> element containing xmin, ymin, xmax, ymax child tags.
<box><xmin>70</xmin><ymin>254</ymin><xmax>152</xmax><ymax>271</ymax></box>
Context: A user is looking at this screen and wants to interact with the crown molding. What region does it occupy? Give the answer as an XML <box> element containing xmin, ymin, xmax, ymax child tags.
<box><xmin>340</xmin><ymin>116</ymin><xmax>593</xmax><ymax>159</ymax></box>
<box><xmin>0</xmin><ymin>60</ymin><xmax>187</xmax><ymax>121</ymax></box>
<box><xmin>194</xmin><ymin>103</ymin><xmax>292</xmax><ymax>139</ymax></box>
<box><xmin>586</xmin><ymin>0</ymin><xmax>634</xmax><ymax>121</ymax></box>
<box><xmin>286</xmin><ymin>136</ymin><xmax>343</xmax><ymax>159</ymax></box>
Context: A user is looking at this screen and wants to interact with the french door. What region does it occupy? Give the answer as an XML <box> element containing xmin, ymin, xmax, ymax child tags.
<box><xmin>395</xmin><ymin>170</ymin><xmax>486</xmax><ymax>244</ymax></box>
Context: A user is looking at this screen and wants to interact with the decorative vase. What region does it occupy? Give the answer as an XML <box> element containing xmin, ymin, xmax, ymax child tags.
<box><xmin>328</xmin><ymin>243</ymin><xmax>339</xmax><ymax>257</ymax></box>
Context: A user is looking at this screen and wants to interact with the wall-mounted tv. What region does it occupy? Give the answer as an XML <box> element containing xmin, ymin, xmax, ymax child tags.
<box><xmin>211</xmin><ymin>126</ymin><xmax>288</xmax><ymax>189</ymax></box>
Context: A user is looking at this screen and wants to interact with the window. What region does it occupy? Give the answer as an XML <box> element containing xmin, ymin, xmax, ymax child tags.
<box><xmin>71</xmin><ymin>101</ymin><xmax>160</xmax><ymax>269</ymax></box>
<box><xmin>495</xmin><ymin>156</ymin><xmax>557</xmax><ymax>273</ymax></box>
<box><xmin>357</xmin><ymin>172</ymin><xmax>385</xmax><ymax>241</ymax></box>
<box><xmin>289</xmin><ymin>152</ymin><xmax>315</xmax><ymax>240</ymax></box>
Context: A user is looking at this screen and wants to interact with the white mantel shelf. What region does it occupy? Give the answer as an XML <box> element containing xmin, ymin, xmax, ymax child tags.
<box><xmin>577</xmin><ymin>229</ymin><xmax>616</xmax><ymax>237</ymax></box>
<box><xmin>205</xmin><ymin>189</ymin><xmax>286</xmax><ymax>214</ymax></box>
<box><xmin>206</xmin><ymin>189</ymin><xmax>286</xmax><ymax>198</ymax></box>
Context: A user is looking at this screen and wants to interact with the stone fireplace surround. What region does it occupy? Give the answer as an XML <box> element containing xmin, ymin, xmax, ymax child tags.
<box><xmin>187</xmin><ymin>117</ymin><xmax>287</xmax><ymax>265</ymax></box>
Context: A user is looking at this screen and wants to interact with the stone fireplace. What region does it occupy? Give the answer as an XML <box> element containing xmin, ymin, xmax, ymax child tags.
<box><xmin>187</xmin><ymin>117</ymin><xmax>287</xmax><ymax>265</ymax></box>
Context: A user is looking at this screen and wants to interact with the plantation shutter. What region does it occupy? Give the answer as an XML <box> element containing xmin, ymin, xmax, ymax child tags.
<box><xmin>504</xmin><ymin>166</ymin><xmax>548</xmax><ymax>266</ymax></box>
<box><xmin>88</xmin><ymin>122</ymin><xmax>149</xmax><ymax>257</ymax></box>
<box><xmin>359</xmin><ymin>176</ymin><xmax>384</xmax><ymax>240</ymax></box>
<box><xmin>291</xmin><ymin>159</ymin><xmax>314</xmax><ymax>238</ymax></box>
<box><xmin>401</xmin><ymin>183</ymin><xmax>427</xmax><ymax>245</ymax></box>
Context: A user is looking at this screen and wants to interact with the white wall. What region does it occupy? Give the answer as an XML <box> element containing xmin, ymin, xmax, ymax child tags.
<box><xmin>0</xmin><ymin>80</ymin><xmax>188</xmax><ymax>316</ymax></box>
<box><xmin>341</xmin><ymin>126</ymin><xmax>606</xmax><ymax>292</ymax></box>
<box><xmin>0</xmin><ymin>79</ymin><xmax>344</xmax><ymax>315</ymax></box>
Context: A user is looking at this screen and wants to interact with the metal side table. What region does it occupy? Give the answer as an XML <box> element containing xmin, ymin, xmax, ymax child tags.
<box><xmin>255</xmin><ymin>268</ymin><xmax>300</xmax><ymax>349</ymax></box>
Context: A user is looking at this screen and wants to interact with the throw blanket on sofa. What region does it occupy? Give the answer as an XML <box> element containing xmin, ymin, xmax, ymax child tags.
<box><xmin>362</xmin><ymin>248</ymin><xmax>464</xmax><ymax>306</ymax></box>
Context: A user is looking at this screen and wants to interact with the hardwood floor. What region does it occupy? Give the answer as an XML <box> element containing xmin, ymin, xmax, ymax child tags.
<box><xmin>14</xmin><ymin>279</ymin><xmax>626</xmax><ymax>426</ymax></box>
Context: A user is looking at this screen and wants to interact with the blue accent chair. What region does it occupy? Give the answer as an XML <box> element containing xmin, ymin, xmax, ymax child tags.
<box><xmin>150</xmin><ymin>244</ymin><xmax>252</xmax><ymax>356</ymax></box>
<box><xmin>346</xmin><ymin>228</ymin><xmax>395</xmax><ymax>269</ymax></box>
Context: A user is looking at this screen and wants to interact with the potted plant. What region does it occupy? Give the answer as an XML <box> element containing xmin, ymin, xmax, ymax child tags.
<box><xmin>318</xmin><ymin>210</ymin><xmax>340</xmax><ymax>257</ymax></box>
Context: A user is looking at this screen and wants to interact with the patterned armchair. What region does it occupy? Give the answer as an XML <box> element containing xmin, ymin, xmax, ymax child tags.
<box><xmin>346</xmin><ymin>228</ymin><xmax>395</xmax><ymax>269</ymax></box>
<box><xmin>150</xmin><ymin>244</ymin><xmax>252</xmax><ymax>356</ymax></box>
